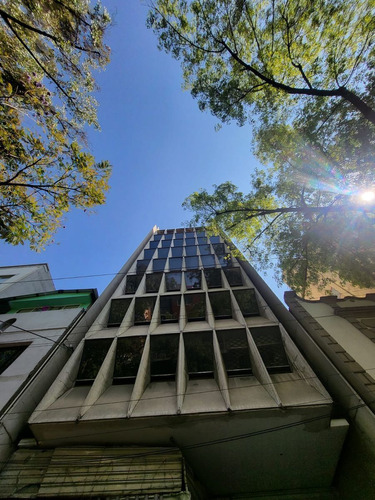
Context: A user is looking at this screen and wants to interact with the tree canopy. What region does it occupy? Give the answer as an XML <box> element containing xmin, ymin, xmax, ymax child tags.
<box><xmin>0</xmin><ymin>0</ymin><xmax>111</xmax><ymax>249</ymax></box>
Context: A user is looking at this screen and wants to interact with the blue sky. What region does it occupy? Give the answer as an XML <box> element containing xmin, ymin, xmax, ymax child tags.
<box><xmin>1</xmin><ymin>1</ymin><xmax>288</xmax><ymax>301</ymax></box>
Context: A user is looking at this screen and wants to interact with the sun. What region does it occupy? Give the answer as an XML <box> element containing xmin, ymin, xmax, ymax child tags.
<box><xmin>359</xmin><ymin>191</ymin><xmax>375</xmax><ymax>203</ymax></box>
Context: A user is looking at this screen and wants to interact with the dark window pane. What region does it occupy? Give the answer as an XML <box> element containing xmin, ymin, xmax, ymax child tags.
<box><xmin>134</xmin><ymin>297</ymin><xmax>156</xmax><ymax>324</ymax></box>
<box><xmin>185</xmin><ymin>228</ymin><xmax>194</xmax><ymax>233</ymax></box>
<box><xmin>108</xmin><ymin>298</ymin><xmax>132</xmax><ymax>326</ymax></box>
<box><xmin>173</xmin><ymin>239</ymin><xmax>183</xmax><ymax>247</ymax></box>
<box><xmin>196</xmin><ymin>231</ymin><xmax>206</xmax><ymax>238</ymax></box>
<box><xmin>175</xmin><ymin>232</ymin><xmax>184</xmax><ymax>239</ymax></box>
<box><xmin>185</xmin><ymin>270</ymin><xmax>201</xmax><ymax>290</ymax></box>
<box><xmin>166</xmin><ymin>229</ymin><xmax>174</xmax><ymax>234</ymax></box>
<box><xmin>153</xmin><ymin>259</ymin><xmax>167</xmax><ymax>272</ymax></box>
<box><xmin>76</xmin><ymin>339</ymin><xmax>112</xmax><ymax>384</ymax></box>
<box><xmin>150</xmin><ymin>334</ymin><xmax>179</xmax><ymax>379</ymax></box>
<box><xmin>218</xmin><ymin>254</ymin><xmax>233</xmax><ymax>267</ymax></box>
<box><xmin>251</xmin><ymin>326</ymin><xmax>290</xmax><ymax>373</ymax></box>
<box><xmin>165</xmin><ymin>272</ymin><xmax>182</xmax><ymax>291</ymax></box>
<box><xmin>185</xmin><ymin>256</ymin><xmax>199</xmax><ymax>269</ymax></box>
<box><xmin>205</xmin><ymin>269</ymin><xmax>222</xmax><ymax>288</ymax></box>
<box><xmin>216</xmin><ymin>329</ymin><xmax>251</xmax><ymax>375</ymax></box>
<box><xmin>169</xmin><ymin>257</ymin><xmax>183</xmax><ymax>270</ymax></box>
<box><xmin>209</xmin><ymin>291</ymin><xmax>232</xmax><ymax>319</ymax></box>
<box><xmin>185</xmin><ymin>293</ymin><xmax>206</xmax><ymax>321</ymax></box>
<box><xmin>162</xmin><ymin>239</ymin><xmax>172</xmax><ymax>248</ymax></box>
<box><xmin>185</xmin><ymin>237</ymin><xmax>196</xmax><ymax>246</ymax></box>
<box><xmin>136</xmin><ymin>259</ymin><xmax>150</xmax><ymax>274</ymax></box>
<box><xmin>184</xmin><ymin>332</ymin><xmax>213</xmax><ymax>376</ymax></box>
<box><xmin>0</xmin><ymin>345</ymin><xmax>28</xmax><ymax>375</ymax></box>
<box><xmin>113</xmin><ymin>336</ymin><xmax>146</xmax><ymax>382</ymax></box>
<box><xmin>185</xmin><ymin>245</ymin><xmax>197</xmax><ymax>256</ymax></box>
<box><xmin>199</xmin><ymin>244</ymin><xmax>211</xmax><ymax>255</ymax></box>
<box><xmin>212</xmin><ymin>243</ymin><xmax>225</xmax><ymax>256</ymax></box>
<box><xmin>164</xmin><ymin>234</ymin><xmax>173</xmax><ymax>240</ymax></box>
<box><xmin>149</xmin><ymin>240</ymin><xmax>159</xmax><ymax>249</ymax></box>
<box><xmin>172</xmin><ymin>247</ymin><xmax>183</xmax><ymax>257</ymax></box>
<box><xmin>224</xmin><ymin>268</ymin><xmax>243</xmax><ymax>287</ymax></box>
<box><xmin>146</xmin><ymin>273</ymin><xmax>163</xmax><ymax>293</ymax></box>
<box><xmin>125</xmin><ymin>274</ymin><xmax>142</xmax><ymax>294</ymax></box>
<box><xmin>158</xmin><ymin>248</ymin><xmax>169</xmax><ymax>258</ymax></box>
<box><xmin>144</xmin><ymin>248</ymin><xmax>156</xmax><ymax>260</ymax></box>
<box><xmin>198</xmin><ymin>237</ymin><xmax>207</xmax><ymax>244</ymax></box>
<box><xmin>154</xmin><ymin>232</ymin><xmax>163</xmax><ymax>238</ymax></box>
<box><xmin>160</xmin><ymin>295</ymin><xmax>181</xmax><ymax>323</ymax></box>
<box><xmin>210</xmin><ymin>236</ymin><xmax>221</xmax><ymax>244</ymax></box>
<box><xmin>233</xmin><ymin>289</ymin><xmax>259</xmax><ymax>316</ymax></box>
<box><xmin>201</xmin><ymin>255</ymin><xmax>216</xmax><ymax>268</ymax></box>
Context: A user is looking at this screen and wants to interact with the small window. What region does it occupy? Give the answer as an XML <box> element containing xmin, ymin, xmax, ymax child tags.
<box><xmin>136</xmin><ymin>259</ymin><xmax>150</xmax><ymax>274</ymax></box>
<box><xmin>134</xmin><ymin>297</ymin><xmax>156</xmax><ymax>324</ymax></box>
<box><xmin>144</xmin><ymin>248</ymin><xmax>156</xmax><ymax>260</ymax></box>
<box><xmin>216</xmin><ymin>329</ymin><xmax>251</xmax><ymax>376</ymax></box>
<box><xmin>165</xmin><ymin>272</ymin><xmax>182</xmax><ymax>291</ymax></box>
<box><xmin>149</xmin><ymin>240</ymin><xmax>159</xmax><ymax>249</ymax></box>
<box><xmin>154</xmin><ymin>233</ymin><xmax>163</xmax><ymax>239</ymax></box>
<box><xmin>185</xmin><ymin>245</ymin><xmax>197</xmax><ymax>256</ymax></box>
<box><xmin>162</xmin><ymin>239</ymin><xmax>172</xmax><ymax>248</ymax></box>
<box><xmin>185</xmin><ymin>236</ymin><xmax>196</xmax><ymax>246</ymax></box>
<box><xmin>199</xmin><ymin>244</ymin><xmax>211</xmax><ymax>255</ymax></box>
<box><xmin>107</xmin><ymin>298</ymin><xmax>132</xmax><ymax>327</ymax></box>
<box><xmin>146</xmin><ymin>273</ymin><xmax>163</xmax><ymax>293</ymax></box>
<box><xmin>158</xmin><ymin>248</ymin><xmax>169</xmax><ymax>258</ymax></box>
<box><xmin>197</xmin><ymin>237</ymin><xmax>208</xmax><ymax>245</ymax></box>
<box><xmin>166</xmin><ymin>229</ymin><xmax>174</xmax><ymax>234</ymax></box>
<box><xmin>125</xmin><ymin>274</ymin><xmax>142</xmax><ymax>294</ymax></box>
<box><xmin>150</xmin><ymin>334</ymin><xmax>179</xmax><ymax>379</ymax></box>
<box><xmin>204</xmin><ymin>268</ymin><xmax>222</xmax><ymax>288</ymax></box>
<box><xmin>0</xmin><ymin>275</ymin><xmax>14</xmax><ymax>284</ymax></box>
<box><xmin>171</xmin><ymin>247</ymin><xmax>183</xmax><ymax>257</ymax></box>
<box><xmin>76</xmin><ymin>339</ymin><xmax>113</xmax><ymax>385</ymax></box>
<box><xmin>184</xmin><ymin>332</ymin><xmax>214</xmax><ymax>377</ymax></box>
<box><xmin>169</xmin><ymin>257</ymin><xmax>183</xmax><ymax>271</ymax></box>
<box><xmin>0</xmin><ymin>344</ymin><xmax>28</xmax><ymax>375</ymax></box>
<box><xmin>164</xmin><ymin>234</ymin><xmax>173</xmax><ymax>240</ymax></box>
<box><xmin>173</xmin><ymin>239</ymin><xmax>183</xmax><ymax>247</ymax></box>
<box><xmin>218</xmin><ymin>254</ymin><xmax>233</xmax><ymax>267</ymax></box>
<box><xmin>185</xmin><ymin>270</ymin><xmax>201</xmax><ymax>290</ymax></box>
<box><xmin>175</xmin><ymin>232</ymin><xmax>184</xmax><ymax>239</ymax></box>
<box><xmin>209</xmin><ymin>291</ymin><xmax>232</xmax><ymax>319</ymax></box>
<box><xmin>185</xmin><ymin>256</ymin><xmax>199</xmax><ymax>269</ymax></box>
<box><xmin>233</xmin><ymin>289</ymin><xmax>259</xmax><ymax>316</ymax></box>
<box><xmin>251</xmin><ymin>326</ymin><xmax>290</xmax><ymax>373</ymax></box>
<box><xmin>210</xmin><ymin>236</ymin><xmax>221</xmax><ymax>244</ymax></box>
<box><xmin>196</xmin><ymin>231</ymin><xmax>206</xmax><ymax>238</ymax></box>
<box><xmin>153</xmin><ymin>259</ymin><xmax>167</xmax><ymax>272</ymax></box>
<box><xmin>201</xmin><ymin>254</ymin><xmax>216</xmax><ymax>268</ymax></box>
<box><xmin>185</xmin><ymin>293</ymin><xmax>206</xmax><ymax>321</ymax></box>
<box><xmin>212</xmin><ymin>243</ymin><xmax>225</xmax><ymax>256</ymax></box>
<box><xmin>224</xmin><ymin>268</ymin><xmax>243</xmax><ymax>287</ymax></box>
<box><xmin>113</xmin><ymin>336</ymin><xmax>146</xmax><ymax>383</ymax></box>
<box><xmin>160</xmin><ymin>295</ymin><xmax>181</xmax><ymax>323</ymax></box>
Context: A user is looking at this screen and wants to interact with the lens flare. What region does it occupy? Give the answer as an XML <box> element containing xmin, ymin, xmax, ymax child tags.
<box><xmin>360</xmin><ymin>191</ymin><xmax>375</xmax><ymax>203</ymax></box>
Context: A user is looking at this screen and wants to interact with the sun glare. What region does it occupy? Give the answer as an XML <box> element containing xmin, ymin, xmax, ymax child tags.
<box><xmin>359</xmin><ymin>191</ymin><xmax>375</xmax><ymax>203</ymax></box>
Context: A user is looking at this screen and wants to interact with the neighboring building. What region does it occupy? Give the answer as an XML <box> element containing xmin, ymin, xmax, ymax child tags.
<box><xmin>0</xmin><ymin>264</ymin><xmax>97</xmax><ymax>470</ymax></box>
<box><xmin>0</xmin><ymin>229</ymin><xmax>348</xmax><ymax>499</ymax></box>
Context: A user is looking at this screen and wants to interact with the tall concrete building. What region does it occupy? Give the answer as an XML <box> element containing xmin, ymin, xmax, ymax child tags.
<box><xmin>1</xmin><ymin>230</ymin><xmax>349</xmax><ymax>498</ymax></box>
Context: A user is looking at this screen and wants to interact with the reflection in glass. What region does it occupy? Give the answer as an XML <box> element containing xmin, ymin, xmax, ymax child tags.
<box><xmin>197</xmin><ymin>237</ymin><xmax>208</xmax><ymax>244</ymax></box>
<box><xmin>233</xmin><ymin>289</ymin><xmax>259</xmax><ymax>316</ymax></box>
<box><xmin>184</xmin><ymin>332</ymin><xmax>213</xmax><ymax>376</ymax></box>
<box><xmin>164</xmin><ymin>234</ymin><xmax>173</xmax><ymax>240</ymax></box>
<box><xmin>160</xmin><ymin>295</ymin><xmax>181</xmax><ymax>322</ymax></box>
<box><xmin>218</xmin><ymin>253</ymin><xmax>233</xmax><ymax>267</ymax></box>
<box><xmin>224</xmin><ymin>268</ymin><xmax>243</xmax><ymax>287</ymax></box>
<box><xmin>210</xmin><ymin>235</ymin><xmax>221</xmax><ymax>244</ymax></box>
<box><xmin>173</xmin><ymin>239</ymin><xmax>183</xmax><ymax>247</ymax></box>
<box><xmin>201</xmin><ymin>254</ymin><xmax>216</xmax><ymax>268</ymax></box>
<box><xmin>185</xmin><ymin>293</ymin><xmax>206</xmax><ymax>321</ymax></box>
<box><xmin>144</xmin><ymin>248</ymin><xmax>156</xmax><ymax>260</ymax></box>
<box><xmin>125</xmin><ymin>274</ymin><xmax>142</xmax><ymax>294</ymax></box>
<box><xmin>185</xmin><ymin>245</ymin><xmax>197</xmax><ymax>256</ymax></box>
<box><xmin>199</xmin><ymin>244</ymin><xmax>211</xmax><ymax>255</ymax></box>
<box><xmin>76</xmin><ymin>339</ymin><xmax>112</xmax><ymax>384</ymax></box>
<box><xmin>216</xmin><ymin>329</ymin><xmax>251</xmax><ymax>375</ymax></box>
<box><xmin>162</xmin><ymin>239</ymin><xmax>172</xmax><ymax>248</ymax></box>
<box><xmin>113</xmin><ymin>336</ymin><xmax>146</xmax><ymax>382</ymax></box>
<box><xmin>185</xmin><ymin>237</ymin><xmax>196</xmax><ymax>245</ymax></box>
<box><xmin>185</xmin><ymin>256</ymin><xmax>199</xmax><ymax>269</ymax></box>
<box><xmin>158</xmin><ymin>248</ymin><xmax>169</xmax><ymax>258</ymax></box>
<box><xmin>146</xmin><ymin>273</ymin><xmax>163</xmax><ymax>293</ymax></box>
<box><xmin>171</xmin><ymin>247</ymin><xmax>183</xmax><ymax>257</ymax></box>
<box><xmin>154</xmin><ymin>233</ymin><xmax>163</xmax><ymax>240</ymax></box>
<box><xmin>169</xmin><ymin>257</ymin><xmax>183</xmax><ymax>270</ymax></box>
<box><xmin>204</xmin><ymin>268</ymin><xmax>222</xmax><ymax>288</ymax></box>
<box><xmin>196</xmin><ymin>231</ymin><xmax>206</xmax><ymax>238</ymax></box>
<box><xmin>209</xmin><ymin>291</ymin><xmax>232</xmax><ymax>319</ymax></box>
<box><xmin>185</xmin><ymin>270</ymin><xmax>201</xmax><ymax>290</ymax></box>
<box><xmin>0</xmin><ymin>345</ymin><xmax>28</xmax><ymax>376</ymax></box>
<box><xmin>212</xmin><ymin>243</ymin><xmax>225</xmax><ymax>256</ymax></box>
<box><xmin>153</xmin><ymin>258</ymin><xmax>167</xmax><ymax>272</ymax></box>
<box><xmin>136</xmin><ymin>259</ymin><xmax>150</xmax><ymax>274</ymax></box>
<box><xmin>134</xmin><ymin>297</ymin><xmax>156</xmax><ymax>324</ymax></box>
<box><xmin>107</xmin><ymin>298</ymin><xmax>132</xmax><ymax>326</ymax></box>
<box><xmin>251</xmin><ymin>326</ymin><xmax>290</xmax><ymax>373</ymax></box>
<box><xmin>175</xmin><ymin>232</ymin><xmax>184</xmax><ymax>239</ymax></box>
<box><xmin>150</xmin><ymin>334</ymin><xmax>179</xmax><ymax>379</ymax></box>
<box><xmin>165</xmin><ymin>272</ymin><xmax>182</xmax><ymax>291</ymax></box>
<box><xmin>149</xmin><ymin>240</ymin><xmax>159</xmax><ymax>249</ymax></box>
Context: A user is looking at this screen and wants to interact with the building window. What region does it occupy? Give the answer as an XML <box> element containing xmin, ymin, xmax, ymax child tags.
<box><xmin>134</xmin><ymin>297</ymin><xmax>156</xmax><ymax>324</ymax></box>
<box><xmin>0</xmin><ymin>344</ymin><xmax>28</xmax><ymax>375</ymax></box>
<box><xmin>218</xmin><ymin>253</ymin><xmax>233</xmax><ymax>267</ymax></box>
<box><xmin>136</xmin><ymin>259</ymin><xmax>150</xmax><ymax>274</ymax></box>
<box><xmin>204</xmin><ymin>268</ymin><xmax>222</xmax><ymax>288</ymax></box>
<box><xmin>201</xmin><ymin>254</ymin><xmax>216</xmax><ymax>268</ymax></box>
<box><xmin>149</xmin><ymin>240</ymin><xmax>159</xmax><ymax>249</ymax></box>
<box><xmin>185</xmin><ymin>245</ymin><xmax>197</xmax><ymax>256</ymax></box>
<box><xmin>196</xmin><ymin>231</ymin><xmax>206</xmax><ymax>238</ymax></box>
<box><xmin>160</xmin><ymin>295</ymin><xmax>181</xmax><ymax>323</ymax></box>
<box><xmin>250</xmin><ymin>326</ymin><xmax>290</xmax><ymax>373</ymax></box>
<box><xmin>171</xmin><ymin>247</ymin><xmax>183</xmax><ymax>257</ymax></box>
<box><xmin>185</xmin><ymin>256</ymin><xmax>199</xmax><ymax>269</ymax></box>
<box><xmin>125</xmin><ymin>274</ymin><xmax>142</xmax><ymax>294</ymax></box>
<box><xmin>162</xmin><ymin>239</ymin><xmax>172</xmax><ymax>248</ymax></box>
<box><xmin>150</xmin><ymin>334</ymin><xmax>179</xmax><ymax>380</ymax></box>
<box><xmin>154</xmin><ymin>233</ymin><xmax>163</xmax><ymax>239</ymax></box>
<box><xmin>158</xmin><ymin>248</ymin><xmax>169</xmax><ymax>258</ymax></box>
<box><xmin>209</xmin><ymin>291</ymin><xmax>232</xmax><ymax>319</ymax></box>
<box><xmin>212</xmin><ymin>243</ymin><xmax>225</xmax><ymax>256</ymax></box>
<box><xmin>153</xmin><ymin>258</ymin><xmax>167</xmax><ymax>272</ymax></box>
<box><xmin>164</xmin><ymin>234</ymin><xmax>173</xmax><ymax>240</ymax></box>
<box><xmin>185</xmin><ymin>270</ymin><xmax>201</xmax><ymax>290</ymax></box>
<box><xmin>175</xmin><ymin>232</ymin><xmax>184</xmax><ymax>239</ymax></box>
<box><xmin>169</xmin><ymin>257</ymin><xmax>183</xmax><ymax>271</ymax></box>
<box><xmin>0</xmin><ymin>275</ymin><xmax>14</xmax><ymax>284</ymax></box>
<box><xmin>184</xmin><ymin>332</ymin><xmax>213</xmax><ymax>377</ymax></box>
<box><xmin>173</xmin><ymin>239</ymin><xmax>183</xmax><ymax>247</ymax></box>
<box><xmin>199</xmin><ymin>244</ymin><xmax>211</xmax><ymax>255</ymax></box>
<box><xmin>146</xmin><ymin>273</ymin><xmax>163</xmax><ymax>293</ymax></box>
<box><xmin>197</xmin><ymin>237</ymin><xmax>208</xmax><ymax>245</ymax></box>
<box><xmin>185</xmin><ymin>293</ymin><xmax>206</xmax><ymax>321</ymax></box>
<box><xmin>185</xmin><ymin>236</ymin><xmax>196</xmax><ymax>246</ymax></box>
<box><xmin>224</xmin><ymin>268</ymin><xmax>243</xmax><ymax>287</ymax></box>
<box><xmin>233</xmin><ymin>289</ymin><xmax>259</xmax><ymax>316</ymax></box>
<box><xmin>216</xmin><ymin>329</ymin><xmax>251</xmax><ymax>376</ymax></box>
<box><xmin>76</xmin><ymin>339</ymin><xmax>113</xmax><ymax>385</ymax></box>
<box><xmin>210</xmin><ymin>236</ymin><xmax>221</xmax><ymax>244</ymax></box>
<box><xmin>113</xmin><ymin>336</ymin><xmax>146</xmax><ymax>383</ymax></box>
<box><xmin>144</xmin><ymin>248</ymin><xmax>156</xmax><ymax>260</ymax></box>
<box><xmin>165</xmin><ymin>272</ymin><xmax>182</xmax><ymax>292</ymax></box>
<box><xmin>107</xmin><ymin>298</ymin><xmax>132</xmax><ymax>327</ymax></box>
